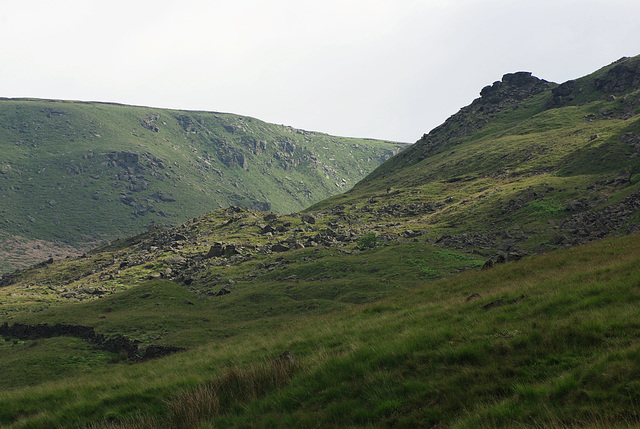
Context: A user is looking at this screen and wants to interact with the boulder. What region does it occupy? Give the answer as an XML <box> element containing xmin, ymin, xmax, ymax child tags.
<box><xmin>566</xmin><ymin>199</ymin><xmax>591</xmax><ymax>213</ymax></box>
<box><xmin>301</xmin><ymin>214</ymin><xmax>316</xmax><ymax>224</ymax></box>
<box><xmin>206</xmin><ymin>243</ymin><xmax>224</xmax><ymax>258</ymax></box>
<box><xmin>215</xmin><ymin>287</ymin><xmax>231</xmax><ymax>296</ymax></box>
<box><xmin>271</xmin><ymin>243</ymin><xmax>290</xmax><ymax>252</ymax></box>
<box><xmin>223</xmin><ymin>244</ymin><xmax>241</xmax><ymax>256</ymax></box>
<box><xmin>260</xmin><ymin>224</ymin><xmax>275</xmax><ymax>234</ymax></box>
<box><xmin>263</xmin><ymin>213</ymin><xmax>278</xmax><ymax>222</ymax></box>
<box><xmin>165</xmin><ymin>255</ymin><xmax>186</xmax><ymax>266</ymax></box>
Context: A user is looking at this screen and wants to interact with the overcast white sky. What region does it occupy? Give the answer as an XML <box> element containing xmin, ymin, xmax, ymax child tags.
<box><xmin>1</xmin><ymin>0</ymin><xmax>639</xmax><ymax>143</ymax></box>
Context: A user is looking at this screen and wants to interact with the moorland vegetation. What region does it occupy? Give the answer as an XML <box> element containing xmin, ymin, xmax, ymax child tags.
<box><xmin>1</xmin><ymin>55</ymin><xmax>640</xmax><ymax>427</ymax></box>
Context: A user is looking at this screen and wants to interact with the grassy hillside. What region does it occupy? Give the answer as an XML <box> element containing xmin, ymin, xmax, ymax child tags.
<box><xmin>0</xmin><ymin>99</ymin><xmax>406</xmax><ymax>272</ymax></box>
<box><xmin>309</xmin><ymin>56</ymin><xmax>640</xmax><ymax>260</ymax></box>
<box><xmin>1</xmin><ymin>232</ymin><xmax>640</xmax><ymax>427</ymax></box>
<box><xmin>1</xmin><ymin>56</ymin><xmax>640</xmax><ymax>427</ymax></box>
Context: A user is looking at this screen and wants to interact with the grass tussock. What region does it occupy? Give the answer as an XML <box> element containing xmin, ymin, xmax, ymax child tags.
<box><xmin>90</xmin><ymin>354</ymin><xmax>301</xmax><ymax>429</ymax></box>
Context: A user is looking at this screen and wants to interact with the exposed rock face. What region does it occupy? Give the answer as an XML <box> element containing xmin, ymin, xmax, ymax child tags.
<box><xmin>594</xmin><ymin>58</ymin><xmax>640</xmax><ymax>93</ymax></box>
<box><xmin>548</xmin><ymin>57</ymin><xmax>640</xmax><ymax>109</ymax></box>
<box><xmin>152</xmin><ymin>191</ymin><xmax>176</xmax><ymax>202</ymax></box>
<box><xmin>301</xmin><ymin>214</ymin><xmax>316</xmax><ymax>224</ymax></box>
<box><xmin>139</xmin><ymin>114</ymin><xmax>160</xmax><ymax>132</ymax></box>
<box><xmin>220</xmin><ymin>150</ymin><xmax>249</xmax><ymax>170</ymax></box>
<box><xmin>622</xmin><ymin>133</ymin><xmax>640</xmax><ymax>158</ymax></box>
<box><xmin>175</xmin><ymin>114</ymin><xmax>198</xmax><ymax>133</ymax></box>
<box><xmin>106</xmin><ymin>151</ymin><xmax>139</xmax><ymax>169</ymax></box>
<box><xmin>206</xmin><ymin>243</ymin><xmax>224</xmax><ymax>258</ymax></box>
<box><xmin>479</xmin><ymin>72</ymin><xmax>550</xmax><ymax>103</ymax></box>
<box><xmin>263</xmin><ymin>213</ymin><xmax>278</xmax><ymax>222</ymax></box>
<box><xmin>250</xmin><ymin>201</ymin><xmax>271</xmax><ymax>212</ymax></box>
<box><xmin>271</xmin><ymin>243</ymin><xmax>290</xmax><ymax>252</ymax></box>
<box><xmin>403</xmin><ymin>72</ymin><xmax>551</xmax><ymax>164</ymax></box>
<box><xmin>0</xmin><ymin>322</ymin><xmax>185</xmax><ymax>362</ymax></box>
<box><xmin>547</xmin><ymin>80</ymin><xmax>577</xmax><ymax>108</ymax></box>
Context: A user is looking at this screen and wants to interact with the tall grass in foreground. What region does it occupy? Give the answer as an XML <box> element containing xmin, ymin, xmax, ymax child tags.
<box><xmin>4</xmin><ymin>234</ymin><xmax>640</xmax><ymax>428</ymax></box>
<box><xmin>88</xmin><ymin>354</ymin><xmax>300</xmax><ymax>429</ymax></box>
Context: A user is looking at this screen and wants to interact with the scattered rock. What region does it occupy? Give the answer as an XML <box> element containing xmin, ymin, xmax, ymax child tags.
<box><xmin>215</xmin><ymin>287</ymin><xmax>231</xmax><ymax>296</ymax></box>
<box><xmin>271</xmin><ymin>243</ymin><xmax>290</xmax><ymax>252</ymax></box>
<box><xmin>206</xmin><ymin>243</ymin><xmax>224</xmax><ymax>258</ymax></box>
<box><xmin>275</xmin><ymin>350</ymin><xmax>297</xmax><ymax>364</ymax></box>
<box><xmin>223</xmin><ymin>244</ymin><xmax>241</xmax><ymax>256</ymax></box>
<box><xmin>301</xmin><ymin>214</ymin><xmax>316</xmax><ymax>224</ymax></box>
<box><xmin>263</xmin><ymin>213</ymin><xmax>278</xmax><ymax>222</ymax></box>
<box><xmin>482</xmin><ymin>299</ymin><xmax>504</xmax><ymax>310</ymax></box>
<box><xmin>260</xmin><ymin>224</ymin><xmax>275</xmax><ymax>234</ymax></box>
<box><xmin>139</xmin><ymin>114</ymin><xmax>160</xmax><ymax>132</ymax></box>
<box><xmin>465</xmin><ymin>293</ymin><xmax>481</xmax><ymax>302</ymax></box>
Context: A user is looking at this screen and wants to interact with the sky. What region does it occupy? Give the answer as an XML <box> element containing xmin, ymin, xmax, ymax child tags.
<box><xmin>1</xmin><ymin>0</ymin><xmax>639</xmax><ymax>143</ymax></box>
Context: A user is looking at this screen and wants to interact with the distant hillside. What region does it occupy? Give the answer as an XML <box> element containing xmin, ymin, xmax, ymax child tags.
<box><xmin>0</xmin><ymin>99</ymin><xmax>406</xmax><ymax>272</ymax></box>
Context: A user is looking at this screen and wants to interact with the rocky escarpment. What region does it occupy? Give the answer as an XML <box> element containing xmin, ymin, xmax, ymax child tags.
<box><xmin>364</xmin><ymin>72</ymin><xmax>551</xmax><ymax>178</ymax></box>
<box><xmin>0</xmin><ymin>322</ymin><xmax>184</xmax><ymax>361</ymax></box>
<box><xmin>594</xmin><ymin>57</ymin><xmax>640</xmax><ymax>94</ymax></box>
<box><xmin>412</xmin><ymin>72</ymin><xmax>551</xmax><ymax>161</ymax></box>
<box><xmin>547</xmin><ymin>56</ymin><xmax>640</xmax><ymax>112</ymax></box>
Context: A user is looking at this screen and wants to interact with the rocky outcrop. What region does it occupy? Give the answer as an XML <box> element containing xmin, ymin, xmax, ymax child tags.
<box><xmin>548</xmin><ymin>57</ymin><xmax>640</xmax><ymax>109</ymax></box>
<box><xmin>436</xmin><ymin>232</ymin><xmax>496</xmax><ymax>251</ymax></box>
<box><xmin>0</xmin><ymin>322</ymin><xmax>185</xmax><ymax>362</ymax></box>
<box><xmin>139</xmin><ymin>114</ymin><xmax>160</xmax><ymax>132</ymax></box>
<box><xmin>402</xmin><ymin>72</ymin><xmax>552</xmax><ymax>165</ymax></box>
<box><xmin>106</xmin><ymin>151</ymin><xmax>139</xmax><ymax>169</ymax></box>
<box><xmin>175</xmin><ymin>114</ymin><xmax>198</xmax><ymax>133</ymax></box>
<box><xmin>152</xmin><ymin>191</ymin><xmax>176</xmax><ymax>202</ymax></box>
<box><xmin>594</xmin><ymin>57</ymin><xmax>640</xmax><ymax>94</ymax></box>
<box><xmin>220</xmin><ymin>150</ymin><xmax>248</xmax><ymax>170</ymax></box>
<box><xmin>621</xmin><ymin>133</ymin><xmax>640</xmax><ymax>158</ymax></box>
<box><xmin>301</xmin><ymin>214</ymin><xmax>316</xmax><ymax>224</ymax></box>
<box><xmin>547</xmin><ymin>80</ymin><xmax>577</xmax><ymax>108</ymax></box>
<box><xmin>555</xmin><ymin>189</ymin><xmax>640</xmax><ymax>246</ymax></box>
<box><xmin>479</xmin><ymin>72</ymin><xmax>551</xmax><ymax>104</ymax></box>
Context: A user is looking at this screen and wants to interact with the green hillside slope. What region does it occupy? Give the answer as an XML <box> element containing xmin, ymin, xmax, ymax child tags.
<box><xmin>0</xmin><ymin>99</ymin><xmax>406</xmax><ymax>273</ymax></box>
<box><xmin>311</xmin><ymin>55</ymin><xmax>640</xmax><ymax>259</ymax></box>
<box><xmin>1</xmin><ymin>56</ymin><xmax>640</xmax><ymax>428</ymax></box>
<box><xmin>1</xmin><ymin>228</ymin><xmax>640</xmax><ymax>428</ymax></box>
